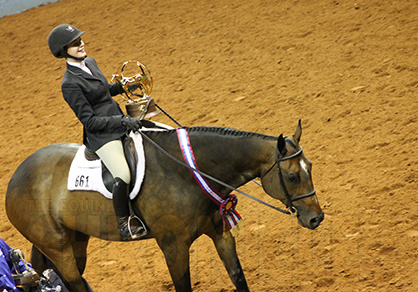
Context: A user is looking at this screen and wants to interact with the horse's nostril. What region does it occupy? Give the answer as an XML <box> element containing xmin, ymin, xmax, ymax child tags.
<box><xmin>310</xmin><ymin>212</ymin><xmax>324</xmax><ymax>229</ymax></box>
<box><xmin>310</xmin><ymin>217</ymin><xmax>319</xmax><ymax>227</ymax></box>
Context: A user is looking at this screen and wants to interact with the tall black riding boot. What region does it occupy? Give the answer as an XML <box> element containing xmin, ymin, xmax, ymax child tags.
<box><xmin>112</xmin><ymin>177</ymin><xmax>147</xmax><ymax>240</ymax></box>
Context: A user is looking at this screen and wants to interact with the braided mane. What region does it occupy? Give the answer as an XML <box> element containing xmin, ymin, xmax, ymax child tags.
<box><xmin>146</xmin><ymin>126</ymin><xmax>277</xmax><ymax>140</ymax></box>
<box><xmin>189</xmin><ymin>126</ymin><xmax>276</xmax><ymax>139</ymax></box>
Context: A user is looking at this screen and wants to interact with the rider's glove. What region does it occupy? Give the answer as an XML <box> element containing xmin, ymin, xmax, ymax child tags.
<box><xmin>127</xmin><ymin>83</ymin><xmax>142</xmax><ymax>92</ymax></box>
<box><xmin>121</xmin><ymin>115</ymin><xmax>142</xmax><ymax>132</ymax></box>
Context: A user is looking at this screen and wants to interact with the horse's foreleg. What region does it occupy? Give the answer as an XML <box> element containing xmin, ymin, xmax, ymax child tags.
<box><xmin>157</xmin><ymin>232</ymin><xmax>192</xmax><ymax>292</ymax></box>
<box><xmin>210</xmin><ymin>231</ymin><xmax>250</xmax><ymax>292</ymax></box>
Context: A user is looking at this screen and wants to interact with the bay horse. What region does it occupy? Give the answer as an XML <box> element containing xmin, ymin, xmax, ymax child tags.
<box><xmin>5</xmin><ymin>121</ymin><xmax>323</xmax><ymax>292</ymax></box>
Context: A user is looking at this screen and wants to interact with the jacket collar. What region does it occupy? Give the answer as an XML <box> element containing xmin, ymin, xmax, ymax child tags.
<box><xmin>66</xmin><ymin>62</ymin><xmax>101</xmax><ymax>80</ymax></box>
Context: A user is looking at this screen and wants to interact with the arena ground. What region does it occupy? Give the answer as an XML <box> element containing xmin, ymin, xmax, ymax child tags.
<box><xmin>0</xmin><ymin>0</ymin><xmax>417</xmax><ymax>291</ymax></box>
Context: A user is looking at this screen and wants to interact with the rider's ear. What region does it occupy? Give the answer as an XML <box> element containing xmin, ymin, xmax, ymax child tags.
<box><xmin>277</xmin><ymin>134</ymin><xmax>287</xmax><ymax>157</ymax></box>
<box><xmin>292</xmin><ymin>119</ymin><xmax>302</xmax><ymax>143</ymax></box>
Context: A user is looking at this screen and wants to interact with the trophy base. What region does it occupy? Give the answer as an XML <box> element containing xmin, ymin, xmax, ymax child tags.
<box><xmin>126</xmin><ymin>97</ymin><xmax>160</xmax><ymax>120</ymax></box>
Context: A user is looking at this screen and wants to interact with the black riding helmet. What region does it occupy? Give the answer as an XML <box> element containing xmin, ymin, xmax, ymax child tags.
<box><xmin>48</xmin><ymin>24</ymin><xmax>85</xmax><ymax>59</ymax></box>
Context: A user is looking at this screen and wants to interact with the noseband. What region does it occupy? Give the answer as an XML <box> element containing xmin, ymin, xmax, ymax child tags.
<box><xmin>261</xmin><ymin>143</ymin><xmax>317</xmax><ymax>216</ymax></box>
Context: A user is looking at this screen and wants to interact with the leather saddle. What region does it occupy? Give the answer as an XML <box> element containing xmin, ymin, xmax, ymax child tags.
<box><xmin>84</xmin><ymin>136</ymin><xmax>138</xmax><ymax>194</ymax></box>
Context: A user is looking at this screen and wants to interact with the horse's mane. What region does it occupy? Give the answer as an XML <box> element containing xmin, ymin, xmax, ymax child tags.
<box><xmin>146</xmin><ymin>126</ymin><xmax>277</xmax><ymax>140</ymax></box>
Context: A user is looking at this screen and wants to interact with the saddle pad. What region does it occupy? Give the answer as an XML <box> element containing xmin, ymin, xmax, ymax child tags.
<box><xmin>67</xmin><ymin>132</ymin><xmax>145</xmax><ymax>200</ymax></box>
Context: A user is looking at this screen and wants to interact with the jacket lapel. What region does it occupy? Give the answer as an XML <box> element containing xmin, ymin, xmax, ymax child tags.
<box><xmin>66</xmin><ymin>62</ymin><xmax>101</xmax><ymax>81</ymax></box>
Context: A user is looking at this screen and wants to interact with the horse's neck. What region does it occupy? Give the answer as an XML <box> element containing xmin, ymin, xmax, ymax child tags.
<box><xmin>145</xmin><ymin>128</ymin><xmax>276</xmax><ymax>192</ymax></box>
<box><xmin>186</xmin><ymin>129</ymin><xmax>276</xmax><ymax>192</ymax></box>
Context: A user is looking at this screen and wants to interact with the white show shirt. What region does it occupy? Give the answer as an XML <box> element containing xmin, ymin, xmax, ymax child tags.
<box><xmin>67</xmin><ymin>60</ymin><xmax>92</xmax><ymax>75</ymax></box>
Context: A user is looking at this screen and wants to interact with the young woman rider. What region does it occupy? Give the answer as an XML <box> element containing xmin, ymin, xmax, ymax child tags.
<box><xmin>48</xmin><ymin>24</ymin><xmax>146</xmax><ymax>241</ymax></box>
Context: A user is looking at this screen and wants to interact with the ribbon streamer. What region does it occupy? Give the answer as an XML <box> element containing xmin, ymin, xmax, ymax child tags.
<box><xmin>176</xmin><ymin>128</ymin><xmax>242</xmax><ymax>234</ymax></box>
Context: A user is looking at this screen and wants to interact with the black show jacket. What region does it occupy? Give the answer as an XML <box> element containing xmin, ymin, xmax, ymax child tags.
<box><xmin>61</xmin><ymin>57</ymin><xmax>127</xmax><ymax>152</ymax></box>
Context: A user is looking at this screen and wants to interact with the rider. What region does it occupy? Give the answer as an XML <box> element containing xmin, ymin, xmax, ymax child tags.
<box><xmin>48</xmin><ymin>24</ymin><xmax>146</xmax><ymax>241</ymax></box>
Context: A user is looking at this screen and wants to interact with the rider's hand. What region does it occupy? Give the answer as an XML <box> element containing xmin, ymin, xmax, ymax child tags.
<box><xmin>121</xmin><ymin>115</ymin><xmax>142</xmax><ymax>132</ymax></box>
<box><xmin>127</xmin><ymin>83</ymin><xmax>142</xmax><ymax>92</ymax></box>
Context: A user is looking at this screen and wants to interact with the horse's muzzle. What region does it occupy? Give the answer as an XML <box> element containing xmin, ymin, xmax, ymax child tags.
<box><xmin>307</xmin><ymin>211</ymin><xmax>324</xmax><ymax>230</ymax></box>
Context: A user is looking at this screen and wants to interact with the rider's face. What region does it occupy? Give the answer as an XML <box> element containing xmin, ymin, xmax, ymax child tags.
<box><xmin>66</xmin><ymin>37</ymin><xmax>87</xmax><ymax>59</ymax></box>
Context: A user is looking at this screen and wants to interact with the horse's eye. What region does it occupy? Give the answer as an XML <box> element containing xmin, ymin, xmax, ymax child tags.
<box><xmin>287</xmin><ymin>173</ymin><xmax>300</xmax><ymax>184</ymax></box>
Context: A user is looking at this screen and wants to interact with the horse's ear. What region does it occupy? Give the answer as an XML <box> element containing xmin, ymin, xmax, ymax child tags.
<box><xmin>277</xmin><ymin>134</ymin><xmax>287</xmax><ymax>156</ymax></box>
<box><xmin>292</xmin><ymin>119</ymin><xmax>302</xmax><ymax>143</ymax></box>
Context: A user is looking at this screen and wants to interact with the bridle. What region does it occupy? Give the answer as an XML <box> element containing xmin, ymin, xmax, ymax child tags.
<box><xmin>261</xmin><ymin>140</ymin><xmax>317</xmax><ymax>216</ymax></box>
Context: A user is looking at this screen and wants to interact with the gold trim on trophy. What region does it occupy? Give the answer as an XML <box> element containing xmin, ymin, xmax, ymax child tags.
<box><xmin>112</xmin><ymin>60</ymin><xmax>160</xmax><ymax>120</ymax></box>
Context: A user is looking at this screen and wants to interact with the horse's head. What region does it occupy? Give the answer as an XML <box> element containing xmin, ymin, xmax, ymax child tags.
<box><xmin>260</xmin><ymin>120</ymin><xmax>324</xmax><ymax>230</ymax></box>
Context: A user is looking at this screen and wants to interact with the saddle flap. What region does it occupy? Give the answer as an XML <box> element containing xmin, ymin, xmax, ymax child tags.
<box><xmin>123</xmin><ymin>135</ymin><xmax>138</xmax><ymax>188</ymax></box>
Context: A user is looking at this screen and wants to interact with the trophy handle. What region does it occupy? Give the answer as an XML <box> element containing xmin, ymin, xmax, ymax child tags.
<box><xmin>111</xmin><ymin>60</ymin><xmax>153</xmax><ymax>101</ymax></box>
<box><xmin>112</xmin><ymin>60</ymin><xmax>159</xmax><ymax>120</ymax></box>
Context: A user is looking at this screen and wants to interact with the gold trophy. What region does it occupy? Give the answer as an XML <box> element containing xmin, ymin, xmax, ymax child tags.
<box><xmin>111</xmin><ymin>60</ymin><xmax>160</xmax><ymax>120</ymax></box>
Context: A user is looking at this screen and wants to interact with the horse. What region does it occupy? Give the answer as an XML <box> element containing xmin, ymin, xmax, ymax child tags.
<box><xmin>5</xmin><ymin>121</ymin><xmax>324</xmax><ymax>292</ymax></box>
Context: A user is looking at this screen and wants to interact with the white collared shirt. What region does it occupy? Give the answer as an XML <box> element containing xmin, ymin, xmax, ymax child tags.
<box><xmin>67</xmin><ymin>60</ymin><xmax>92</xmax><ymax>75</ymax></box>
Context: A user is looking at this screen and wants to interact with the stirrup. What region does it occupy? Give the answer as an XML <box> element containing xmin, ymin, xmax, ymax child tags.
<box><xmin>128</xmin><ymin>215</ymin><xmax>148</xmax><ymax>239</ymax></box>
